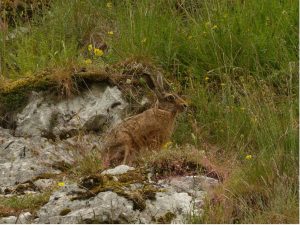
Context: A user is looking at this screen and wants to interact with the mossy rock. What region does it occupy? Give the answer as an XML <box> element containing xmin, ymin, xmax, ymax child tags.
<box><xmin>59</xmin><ymin>208</ymin><xmax>71</xmax><ymax>216</ymax></box>
<box><xmin>156</xmin><ymin>212</ymin><xmax>176</xmax><ymax>223</ymax></box>
<box><xmin>72</xmin><ymin>170</ymin><xmax>161</xmax><ymax>211</ymax></box>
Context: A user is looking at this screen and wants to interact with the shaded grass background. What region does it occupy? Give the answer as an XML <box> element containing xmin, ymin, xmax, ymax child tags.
<box><xmin>0</xmin><ymin>0</ymin><xmax>298</xmax><ymax>223</ymax></box>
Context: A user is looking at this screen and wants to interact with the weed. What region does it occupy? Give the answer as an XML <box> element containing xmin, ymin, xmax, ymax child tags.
<box><xmin>0</xmin><ymin>192</ymin><xmax>51</xmax><ymax>215</ymax></box>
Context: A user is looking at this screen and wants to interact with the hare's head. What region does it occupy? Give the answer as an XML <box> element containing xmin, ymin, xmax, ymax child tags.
<box><xmin>158</xmin><ymin>92</ymin><xmax>188</xmax><ymax>113</ymax></box>
<box><xmin>154</xmin><ymin>73</ymin><xmax>188</xmax><ymax>113</ymax></box>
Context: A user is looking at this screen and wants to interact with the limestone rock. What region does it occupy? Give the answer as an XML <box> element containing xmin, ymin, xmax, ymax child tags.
<box><xmin>15</xmin><ymin>85</ymin><xmax>127</xmax><ymax>138</ymax></box>
<box><xmin>33</xmin><ymin>179</ymin><xmax>55</xmax><ymax>190</ymax></box>
<box><xmin>101</xmin><ymin>165</ymin><xmax>135</xmax><ymax>175</ymax></box>
<box><xmin>18</xmin><ymin>212</ymin><xmax>33</xmax><ymax>224</ymax></box>
<box><xmin>0</xmin><ymin>212</ymin><xmax>33</xmax><ymax>224</ymax></box>
<box><xmin>37</xmin><ymin>185</ymin><xmax>138</xmax><ymax>224</ymax></box>
<box><xmin>34</xmin><ymin>165</ymin><xmax>216</xmax><ymax>224</ymax></box>
<box><xmin>0</xmin><ymin>128</ymin><xmax>75</xmax><ymax>189</ymax></box>
<box><xmin>0</xmin><ymin>216</ymin><xmax>18</xmax><ymax>224</ymax></box>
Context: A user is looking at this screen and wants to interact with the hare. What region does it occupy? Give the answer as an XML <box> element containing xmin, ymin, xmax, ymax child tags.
<box><xmin>102</xmin><ymin>73</ymin><xmax>188</xmax><ymax>167</ymax></box>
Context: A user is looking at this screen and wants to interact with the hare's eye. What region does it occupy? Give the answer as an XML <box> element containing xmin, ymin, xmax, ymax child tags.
<box><xmin>166</xmin><ymin>95</ymin><xmax>176</xmax><ymax>101</ymax></box>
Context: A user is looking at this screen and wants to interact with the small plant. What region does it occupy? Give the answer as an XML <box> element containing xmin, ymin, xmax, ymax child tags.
<box><xmin>72</xmin><ymin>151</ymin><xmax>103</xmax><ymax>177</ymax></box>
<box><xmin>0</xmin><ymin>192</ymin><xmax>51</xmax><ymax>216</ymax></box>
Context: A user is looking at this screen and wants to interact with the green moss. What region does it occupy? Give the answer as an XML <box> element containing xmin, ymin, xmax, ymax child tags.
<box><xmin>72</xmin><ymin>171</ymin><xmax>161</xmax><ymax>211</ymax></box>
<box><xmin>0</xmin><ymin>91</ymin><xmax>28</xmax><ymax>112</ymax></box>
<box><xmin>59</xmin><ymin>208</ymin><xmax>71</xmax><ymax>216</ymax></box>
<box><xmin>116</xmin><ymin>184</ymin><xmax>160</xmax><ymax>211</ymax></box>
<box><xmin>51</xmin><ymin>161</ymin><xmax>72</xmax><ymax>172</ymax></box>
<box><xmin>116</xmin><ymin>189</ymin><xmax>146</xmax><ymax>211</ymax></box>
<box><xmin>117</xmin><ymin>169</ymin><xmax>147</xmax><ymax>184</ymax></box>
<box><xmin>15</xmin><ymin>181</ymin><xmax>37</xmax><ymax>194</ymax></box>
<box><xmin>157</xmin><ymin>212</ymin><xmax>176</xmax><ymax>223</ymax></box>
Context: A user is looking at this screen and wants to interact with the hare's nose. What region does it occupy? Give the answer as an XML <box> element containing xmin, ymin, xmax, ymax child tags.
<box><xmin>182</xmin><ymin>104</ymin><xmax>188</xmax><ymax>110</ymax></box>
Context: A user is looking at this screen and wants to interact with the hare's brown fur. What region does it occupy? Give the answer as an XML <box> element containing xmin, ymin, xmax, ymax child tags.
<box><xmin>102</xmin><ymin>75</ymin><xmax>187</xmax><ymax>167</ymax></box>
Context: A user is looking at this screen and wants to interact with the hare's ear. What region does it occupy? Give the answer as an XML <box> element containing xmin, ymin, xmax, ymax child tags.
<box><xmin>151</xmin><ymin>72</ymin><xmax>165</xmax><ymax>99</ymax></box>
<box><xmin>156</xmin><ymin>72</ymin><xmax>165</xmax><ymax>92</ymax></box>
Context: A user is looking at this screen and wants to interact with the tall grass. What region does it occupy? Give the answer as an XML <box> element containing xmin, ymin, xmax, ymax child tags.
<box><xmin>0</xmin><ymin>0</ymin><xmax>298</xmax><ymax>223</ymax></box>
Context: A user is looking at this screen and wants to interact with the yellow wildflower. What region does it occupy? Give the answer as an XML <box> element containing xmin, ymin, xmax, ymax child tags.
<box><xmin>245</xmin><ymin>155</ymin><xmax>252</xmax><ymax>160</ymax></box>
<box><xmin>88</xmin><ymin>44</ymin><xmax>93</xmax><ymax>52</ymax></box>
<box><xmin>205</xmin><ymin>76</ymin><xmax>209</xmax><ymax>81</ymax></box>
<box><xmin>58</xmin><ymin>182</ymin><xmax>65</xmax><ymax>187</ymax></box>
<box><xmin>205</xmin><ymin>21</ymin><xmax>211</xmax><ymax>28</ymax></box>
<box><xmin>251</xmin><ymin>117</ymin><xmax>258</xmax><ymax>123</ymax></box>
<box><xmin>94</xmin><ymin>48</ymin><xmax>104</xmax><ymax>57</ymax></box>
<box><xmin>84</xmin><ymin>59</ymin><xmax>92</xmax><ymax>65</ymax></box>
<box><xmin>126</xmin><ymin>79</ymin><xmax>132</xmax><ymax>84</ymax></box>
<box><xmin>141</xmin><ymin>38</ymin><xmax>147</xmax><ymax>43</ymax></box>
<box><xmin>162</xmin><ymin>141</ymin><xmax>172</xmax><ymax>150</ymax></box>
<box><xmin>212</xmin><ymin>25</ymin><xmax>218</xmax><ymax>30</ymax></box>
<box><xmin>106</xmin><ymin>2</ymin><xmax>112</xmax><ymax>8</ymax></box>
<box><xmin>191</xmin><ymin>133</ymin><xmax>196</xmax><ymax>141</ymax></box>
<box><xmin>107</xmin><ymin>31</ymin><xmax>114</xmax><ymax>35</ymax></box>
<box><xmin>220</xmin><ymin>83</ymin><xmax>225</xmax><ymax>86</ymax></box>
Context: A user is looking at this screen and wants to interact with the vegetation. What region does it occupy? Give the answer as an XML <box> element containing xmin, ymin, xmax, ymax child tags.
<box><xmin>0</xmin><ymin>0</ymin><xmax>298</xmax><ymax>223</ymax></box>
<box><xmin>0</xmin><ymin>192</ymin><xmax>51</xmax><ymax>216</ymax></box>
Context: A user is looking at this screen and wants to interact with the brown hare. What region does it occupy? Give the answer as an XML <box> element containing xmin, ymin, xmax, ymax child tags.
<box><xmin>102</xmin><ymin>73</ymin><xmax>188</xmax><ymax>167</ymax></box>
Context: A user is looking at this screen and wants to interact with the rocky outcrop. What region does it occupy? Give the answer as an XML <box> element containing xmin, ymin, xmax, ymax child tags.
<box><xmin>35</xmin><ymin>166</ymin><xmax>217</xmax><ymax>224</ymax></box>
<box><xmin>15</xmin><ymin>84</ymin><xmax>127</xmax><ymax>138</ymax></box>
<box><xmin>0</xmin><ymin>81</ymin><xmax>218</xmax><ymax>223</ymax></box>
<box><xmin>0</xmin><ymin>127</ymin><xmax>73</xmax><ymax>189</ymax></box>
<box><xmin>0</xmin><ymin>84</ymin><xmax>128</xmax><ymax>190</ymax></box>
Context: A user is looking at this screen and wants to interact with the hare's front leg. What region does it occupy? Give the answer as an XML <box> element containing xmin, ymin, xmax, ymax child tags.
<box><xmin>122</xmin><ymin>144</ymin><xmax>131</xmax><ymax>165</ymax></box>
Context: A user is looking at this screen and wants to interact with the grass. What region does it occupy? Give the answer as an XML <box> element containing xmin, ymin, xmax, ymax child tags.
<box><xmin>0</xmin><ymin>0</ymin><xmax>298</xmax><ymax>223</ymax></box>
<box><xmin>0</xmin><ymin>192</ymin><xmax>51</xmax><ymax>217</ymax></box>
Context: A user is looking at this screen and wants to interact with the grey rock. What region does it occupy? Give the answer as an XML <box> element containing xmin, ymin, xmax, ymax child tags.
<box><xmin>0</xmin><ymin>81</ymin><xmax>217</xmax><ymax>223</ymax></box>
<box><xmin>35</xmin><ymin>172</ymin><xmax>213</xmax><ymax>223</ymax></box>
<box><xmin>37</xmin><ymin>187</ymin><xmax>138</xmax><ymax>224</ymax></box>
<box><xmin>17</xmin><ymin>212</ymin><xmax>32</xmax><ymax>224</ymax></box>
<box><xmin>141</xmin><ymin>192</ymin><xmax>193</xmax><ymax>223</ymax></box>
<box><xmin>33</xmin><ymin>179</ymin><xmax>55</xmax><ymax>190</ymax></box>
<box><xmin>0</xmin><ymin>128</ymin><xmax>75</xmax><ymax>188</ymax></box>
<box><xmin>101</xmin><ymin>165</ymin><xmax>135</xmax><ymax>175</ymax></box>
<box><xmin>0</xmin><ymin>212</ymin><xmax>32</xmax><ymax>224</ymax></box>
<box><xmin>0</xmin><ymin>216</ymin><xmax>17</xmax><ymax>224</ymax></box>
<box><xmin>15</xmin><ymin>85</ymin><xmax>127</xmax><ymax>138</ymax></box>
<box><xmin>159</xmin><ymin>175</ymin><xmax>219</xmax><ymax>194</ymax></box>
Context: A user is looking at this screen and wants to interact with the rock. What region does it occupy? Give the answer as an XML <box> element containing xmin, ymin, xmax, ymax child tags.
<box><xmin>0</xmin><ymin>212</ymin><xmax>33</xmax><ymax>224</ymax></box>
<box><xmin>18</xmin><ymin>212</ymin><xmax>32</xmax><ymax>224</ymax></box>
<box><xmin>0</xmin><ymin>216</ymin><xmax>17</xmax><ymax>224</ymax></box>
<box><xmin>15</xmin><ymin>85</ymin><xmax>127</xmax><ymax>138</ymax></box>
<box><xmin>0</xmin><ymin>128</ymin><xmax>76</xmax><ymax>189</ymax></box>
<box><xmin>140</xmin><ymin>192</ymin><xmax>192</xmax><ymax>223</ymax></box>
<box><xmin>101</xmin><ymin>165</ymin><xmax>135</xmax><ymax>175</ymax></box>
<box><xmin>33</xmin><ymin>179</ymin><xmax>55</xmax><ymax>190</ymax></box>
<box><xmin>37</xmin><ymin>186</ymin><xmax>138</xmax><ymax>224</ymax></box>
<box><xmin>0</xmin><ymin>81</ymin><xmax>218</xmax><ymax>223</ymax></box>
<box><xmin>159</xmin><ymin>175</ymin><xmax>219</xmax><ymax>194</ymax></box>
<box><xmin>35</xmin><ymin>164</ymin><xmax>213</xmax><ymax>224</ymax></box>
